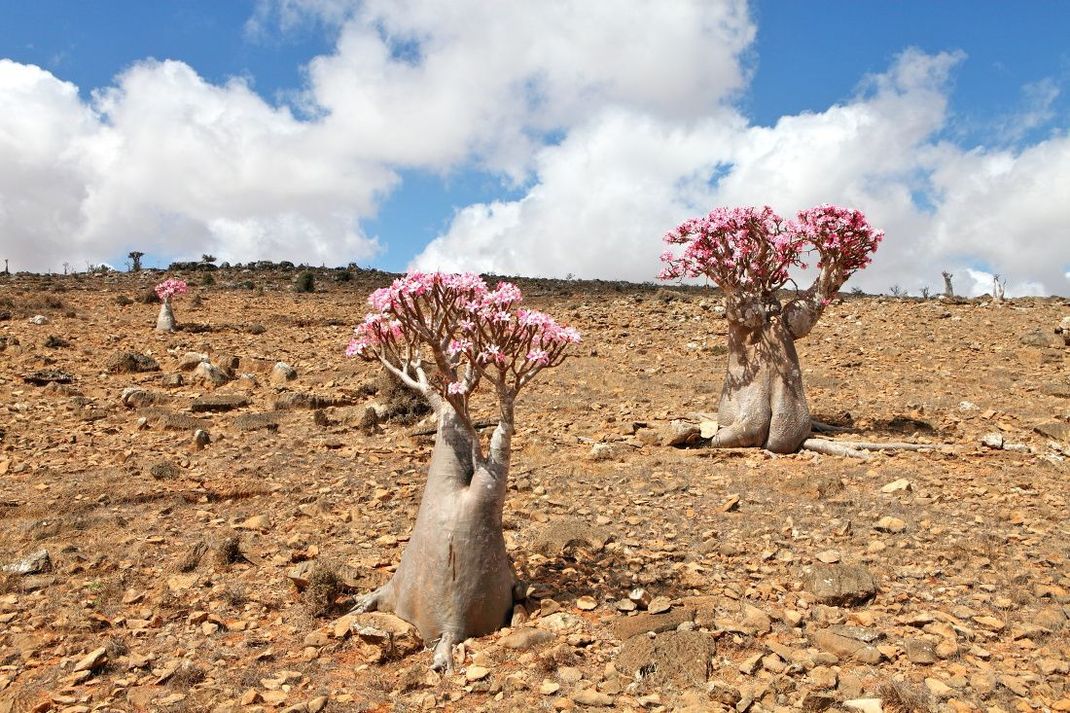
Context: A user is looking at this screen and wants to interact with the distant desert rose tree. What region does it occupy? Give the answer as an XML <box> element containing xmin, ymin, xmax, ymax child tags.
<box><xmin>154</xmin><ymin>278</ymin><xmax>188</xmax><ymax>332</ymax></box>
<box><xmin>660</xmin><ymin>205</ymin><xmax>883</xmax><ymax>453</ymax></box>
<box><xmin>346</xmin><ymin>271</ymin><xmax>580</xmax><ymax>670</ymax></box>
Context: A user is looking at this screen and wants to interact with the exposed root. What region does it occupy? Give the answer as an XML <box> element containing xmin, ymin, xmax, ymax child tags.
<box><xmin>431</xmin><ymin>632</ymin><xmax>457</xmax><ymax>673</ymax></box>
<box><xmin>801</xmin><ymin>439</ymin><xmax>872</xmax><ymax>459</ymax></box>
<box><xmin>802</xmin><ymin>438</ymin><xmax>948</xmax><ymax>459</ymax></box>
<box><xmin>350</xmin><ymin>586</ymin><xmax>386</xmax><ymax>614</ymax></box>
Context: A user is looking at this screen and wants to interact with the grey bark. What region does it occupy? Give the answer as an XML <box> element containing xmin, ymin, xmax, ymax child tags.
<box><xmin>706</xmin><ymin>276</ymin><xmax>837</xmax><ymax>454</ymax></box>
<box><xmin>155</xmin><ymin>299</ymin><xmax>176</xmax><ymax>333</ymax></box>
<box><xmin>354</xmin><ymin>397</ymin><xmax>517</xmax><ymax>671</ymax></box>
<box><xmin>942</xmin><ymin>271</ymin><xmax>954</xmax><ymax>297</ymax></box>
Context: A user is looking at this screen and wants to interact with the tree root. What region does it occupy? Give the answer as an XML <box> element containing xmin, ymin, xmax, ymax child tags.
<box><xmin>800</xmin><ymin>439</ymin><xmax>872</xmax><ymax>459</ymax></box>
<box><xmin>801</xmin><ymin>438</ymin><xmax>947</xmax><ymax>459</ymax></box>
<box><xmin>431</xmin><ymin>632</ymin><xmax>457</xmax><ymax>672</ymax></box>
<box><xmin>350</xmin><ymin>586</ymin><xmax>386</xmax><ymax>614</ymax></box>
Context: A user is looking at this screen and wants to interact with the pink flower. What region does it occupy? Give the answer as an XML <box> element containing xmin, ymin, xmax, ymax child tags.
<box><xmin>447</xmin><ymin>338</ymin><xmax>472</xmax><ymax>357</ymax></box>
<box><xmin>344</xmin><ymin>270</ymin><xmax>580</xmax><ymax>397</ymax></box>
<box><xmin>526</xmin><ymin>348</ymin><xmax>549</xmax><ymax>365</ymax></box>
<box><xmin>345</xmin><ymin>338</ymin><xmax>367</xmax><ymax>357</ymax></box>
<box><xmin>154</xmin><ymin>278</ymin><xmax>189</xmax><ymax>301</ymax></box>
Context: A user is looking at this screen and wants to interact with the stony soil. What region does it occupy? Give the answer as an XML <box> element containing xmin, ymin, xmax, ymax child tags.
<box><xmin>0</xmin><ymin>270</ymin><xmax>1068</xmax><ymax>713</ymax></box>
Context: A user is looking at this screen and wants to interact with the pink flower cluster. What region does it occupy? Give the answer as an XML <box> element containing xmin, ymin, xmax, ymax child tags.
<box><xmin>154</xmin><ymin>278</ymin><xmax>189</xmax><ymax>301</ymax></box>
<box><xmin>659</xmin><ymin>204</ymin><xmax>882</xmax><ymax>295</ymax></box>
<box><xmin>347</xmin><ymin>271</ymin><xmax>580</xmax><ymax>401</ymax></box>
<box><xmin>791</xmin><ymin>204</ymin><xmax>884</xmax><ymax>274</ymax></box>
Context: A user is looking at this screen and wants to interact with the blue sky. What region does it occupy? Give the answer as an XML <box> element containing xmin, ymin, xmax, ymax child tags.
<box><xmin>1</xmin><ymin>1</ymin><xmax>1068</xmax><ymax>294</ymax></box>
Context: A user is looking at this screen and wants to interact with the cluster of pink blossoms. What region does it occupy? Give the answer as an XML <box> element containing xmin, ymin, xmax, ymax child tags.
<box><xmin>659</xmin><ymin>204</ymin><xmax>882</xmax><ymax>295</ymax></box>
<box><xmin>154</xmin><ymin>278</ymin><xmax>189</xmax><ymax>301</ymax></box>
<box><xmin>347</xmin><ymin>271</ymin><xmax>580</xmax><ymax>402</ymax></box>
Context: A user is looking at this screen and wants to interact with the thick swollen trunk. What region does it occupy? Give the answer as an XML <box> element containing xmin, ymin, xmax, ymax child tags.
<box><xmin>156</xmin><ymin>300</ymin><xmax>176</xmax><ymax>332</ymax></box>
<box><xmin>358</xmin><ymin>407</ymin><xmax>515</xmax><ymax>670</ymax></box>
<box><xmin>708</xmin><ymin>319</ymin><xmax>811</xmax><ymax>454</ymax></box>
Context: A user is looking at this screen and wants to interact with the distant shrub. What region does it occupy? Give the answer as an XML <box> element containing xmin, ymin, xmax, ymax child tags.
<box><xmin>333</xmin><ymin>270</ymin><xmax>353</xmax><ymax>283</ymax></box>
<box><xmin>295</xmin><ymin>271</ymin><xmax>315</xmax><ymax>293</ymax></box>
<box><xmin>201</xmin><ymin>273</ymin><xmax>215</xmax><ymax>287</ymax></box>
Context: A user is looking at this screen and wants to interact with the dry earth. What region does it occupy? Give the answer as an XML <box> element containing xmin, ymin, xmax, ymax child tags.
<box><xmin>0</xmin><ymin>269</ymin><xmax>1068</xmax><ymax>713</ymax></box>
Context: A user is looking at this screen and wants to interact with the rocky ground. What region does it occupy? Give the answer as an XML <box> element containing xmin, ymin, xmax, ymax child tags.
<box><xmin>0</xmin><ymin>269</ymin><xmax>1068</xmax><ymax>713</ymax></box>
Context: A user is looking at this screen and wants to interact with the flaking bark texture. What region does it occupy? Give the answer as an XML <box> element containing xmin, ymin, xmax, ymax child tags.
<box><xmin>156</xmin><ymin>299</ymin><xmax>176</xmax><ymax>333</ymax></box>
<box><xmin>356</xmin><ymin>405</ymin><xmax>516</xmax><ymax>670</ymax></box>
<box><xmin>708</xmin><ymin>295</ymin><xmax>823</xmax><ymax>454</ymax></box>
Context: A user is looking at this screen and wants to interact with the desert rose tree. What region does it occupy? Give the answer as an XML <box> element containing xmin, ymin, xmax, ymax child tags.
<box><xmin>346</xmin><ymin>272</ymin><xmax>580</xmax><ymax>670</ymax></box>
<box><xmin>154</xmin><ymin>278</ymin><xmax>188</xmax><ymax>332</ymax></box>
<box><xmin>660</xmin><ymin>205</ymin><xmax>882</xmax><ymax>453</ymax></box>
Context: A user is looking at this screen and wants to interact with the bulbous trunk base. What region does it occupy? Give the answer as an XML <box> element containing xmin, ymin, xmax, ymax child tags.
<box><xmin>353</xmin><ymin>415</ymin><xmax>515</xmax><ymax>670</ymax></box>
<box><xmin>708</xmin><ymin>321</ymin><xmax>811</xmax><ymax>454</ymax></box>
<box><xmin>155</xmin><ymin>301</ymin><xmax>176</xmax><ymax>333</ymax></box>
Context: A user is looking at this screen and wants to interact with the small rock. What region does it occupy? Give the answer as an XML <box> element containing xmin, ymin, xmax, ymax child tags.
<box><xmin>177</xmin><ymin>352</ymin><xmax>209</xmax><ymax>371</ymax></box>
<box><xmin>981</xmin><ymin>432</ymin><xmax>1005</xmax><ymax>449</ymax></box>
<box><xmin>647</xmin><ymin>596</ymin><xmax>672</xmax><ymax>614</ymax></box>
<box><xmin>105</xmin><ymin>351</ymin><xmax>160</xmax><ymax>374</ymax></box>
<box><xmin>575</xmin><ymin>596</ymin><xmax>598</xmax><ymax>611</ymax></box>
<box><xmin>903</xmin><ymin>638</ymin><xmax>937</xmax><ymax>664</ymax></box>
<box><xmin>738</xmin><ymin>653</ymin><xmax>762</xmax><ymax>675</ymax></box>
<box><xmin>193</xmin><ymin>429</ymin><xmax>211</xmax><ymax>449</ymax></box>
<box><xmin>665</xmin><ymin>420</ymin><xmax>701</xmax><ymax>447</ymax></box>
<box><xmin>811</xmin><ymin>629</ymin><xmax>882</xmax><ymax>664</ymax></box>
<box><xmin>0</xmin><ymin>549</ymin><xmax>52</xmax><ymax>575</ymax></box>
<box><xmin>587</xmin><ymin>443</ymin><xmax>615</xmax><ymax>461</ymax></box>
<box><xmin>803</xmin><ymin>563</ymin><xmax>877</xmax><ymax>606</ymax></box>
<box><xmin>815</xmin><ymin>550</ymin><xmax>841</xmax><ymax>563</ymax></box>
<box><xmin>465</xmin><ymin>665</ymin><xmax>490</xmax><ymax>682</ymax></box>
<box><xmin>880</xmin><ymin>478</ymin><xmax>912</xmax><ymax>493</ymax></box>
<box><xmin>540</xmin><ymin>680</ymin><xmax>561</xmax><ymax>695</ymax></box>
<box><xmin>874</xmin><ymin>516</ymin><xmax>907</xmax><ymax>533</ymax></box>
<box><xmin>192</xmin><ymin>361</ymin><xmax>229</xmax><ymax>387</ymax></box>
<box><xmin>801</xmin><ymin>692</ymin><xmax>837</xmax><ymax>712</ymax></box>
<box><xmin>28</xmin><ymin>315</ymin><xmax>48</xmax><ymax>325</ymax></box>
<box><xmin>73</xmin><ymin>647</ymin><xmax>107</xmax><ymax>673</ymax></box>
<box><xmin>1035</xmin><ymin>421</ymin><xmax>1070</xmax><ymax>443</ymax></box>
<box><xmin>698</xmin><ymin>420</ymin><xmax>719</xmax><ymax>438</ymax></box>
<box><xmin>628</xmin><ymin>588</ymin><xmax>651</xmax><ymax>609</ymax></box>
<box><xmin>809</xmin><ymin>665</ymin><xmax>837</xmax><ymax>690</ymax></box>
<box><xmin>500</xmin><ymin>628</ymin><xmax>553</xmax><ymax>650</ymax></box>
<box><xmin>924</xmin><ymin>677</ymin><xmax>953</xmax><ymax>699</ymax></box>
<box><xmin>191</xmin><ymin>394</ymin><xmax>250</xmax><ymax>413</ymax></box>
<box><xmin>271</xmin><ymin>362</ymin><xmax>298</xmax><ymax>385</ymax></box>
<box><xmin>844</xmin><ymin>699</ymin><xmax>883</xmax><ymax>713</ymax></box>
<box><xmin>572</xmin><ymin>688</ymin><xmax>614</xmax><ymax>707</ymax></box>
<box><xmin>237</xmin><ymin>514</ymin><xmax>271</xmax><ymax>531</ymax></box>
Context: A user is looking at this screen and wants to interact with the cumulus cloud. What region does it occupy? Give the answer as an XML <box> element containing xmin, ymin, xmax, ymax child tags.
<box><xmin>414</xmin><ymin>48</ymin><xmax>1070</xmax><ymax>296</ymax></box>
<box><xmin>1</xmin><ymin>0</ymin><xmax>754</xmax><ymax>272</ymax></box>
<box><xmin>2</xmin><ymin>2</ymin><xmax>1068</xmax><ymax>295</ymax></box>
<box><xmin>0</xmin><ymin>58</ymin><xmax>388</xmax><ymax>271</ymax></box>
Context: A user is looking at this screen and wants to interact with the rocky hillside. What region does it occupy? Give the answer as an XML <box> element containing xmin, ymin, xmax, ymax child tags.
<box><xmin>0</xmin><ymin>270</ymin><xmax>1068</xmax><ymax>713</ymax></box>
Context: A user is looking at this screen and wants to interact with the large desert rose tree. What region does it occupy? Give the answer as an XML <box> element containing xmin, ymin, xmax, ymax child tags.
<box><xmin>660</xmin><ymin>205</ymin><xmax>882</xmax><ymax>453</ymax></box>
<box><xmin>346</xmin><ymin>271</ymin><xmax>580</xmax><ymax>670</ymax></box>
<box><xmin>154</xmin><ymin>278</ymin><xmax>188</xmax><ymax>333</ymax></box>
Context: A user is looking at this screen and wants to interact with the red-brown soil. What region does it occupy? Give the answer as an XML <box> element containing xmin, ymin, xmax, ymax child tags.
<box><xmin>1</xmin><ymin>270</ymin><xmax>1067</xmax><ymax>713</ymax></box>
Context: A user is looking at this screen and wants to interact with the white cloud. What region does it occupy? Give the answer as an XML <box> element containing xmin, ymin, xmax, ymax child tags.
<box><xmin>1</xmin><ymin>1</ymin><xmax>754</xmax><ymax>272</ymax></box>
<box><xmin>1</xmin><ymin>3</ymin><xmax>1068</xmax><ymax>296</ymax></box>
<box><xmin>0</xmin><ymin>58</ymin><xmax>388</xmax><ymax>270</ymax></box>
<box><xmin>414</xmin><ymin>48</ymin><xmax>1070</xmax><ymax>296</ymax></box>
